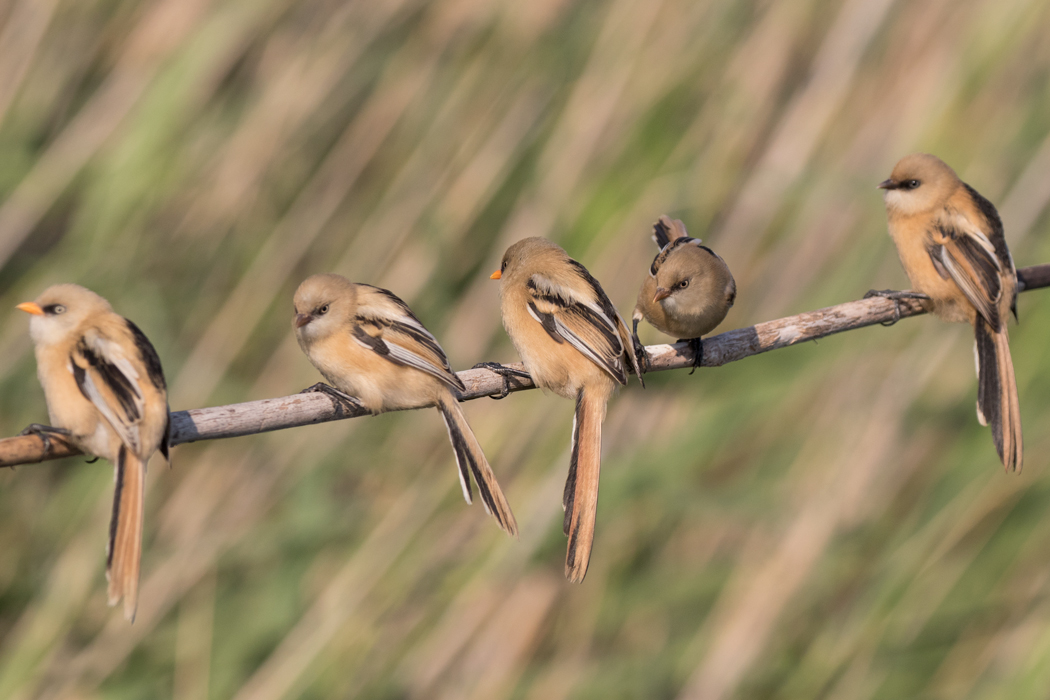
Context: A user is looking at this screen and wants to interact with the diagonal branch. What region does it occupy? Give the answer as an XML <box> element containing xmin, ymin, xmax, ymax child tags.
<box><xmin>2</xmin><ymin>263</ymin><xmax>1048</xmax><ymax>468</ymax></box>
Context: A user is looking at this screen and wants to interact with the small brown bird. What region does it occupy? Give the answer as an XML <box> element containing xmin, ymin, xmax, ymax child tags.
<box><xmin>486</xmin><ymin>238</ymin><xmax>639</xmax><ymax>582</ymax></box>
<box><xmin>17</xmin><ymin>284</ymin><xmax>170</xmax><ymax>621</ymax></box>
<box><xmin>632</xmin><ymin>216</ymin><xmax>736</xmax><ymax>374</ymax></box>
<box><xmin>293</xmin><ymin>274</ymin><xmax>517</xmax><ymax>536</ymax></box>
<box><xmin>874</xmin><ymin>153</ymin><xmax>1022</xmax><ymax>471</ymax></box>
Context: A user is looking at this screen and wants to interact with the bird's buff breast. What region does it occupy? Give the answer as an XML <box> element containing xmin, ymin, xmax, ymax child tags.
<box><xmin>500</xmin><ymin>296</ymin><xmax>607</xmax><ymax>400</ymax></box>
<box><xmin>889</xmin><ymin>222</ymin><xmax>975</xmax><ymax>324</ymax></box>
<box><xmin>36</xmin><ymin>351</ymin><xmax>121</xmax><ymax>459</ymax></box>
<box><xmin>308</xmin><ymin>335</ymin><xmax>439</xmax><ymax>412</ymax></box>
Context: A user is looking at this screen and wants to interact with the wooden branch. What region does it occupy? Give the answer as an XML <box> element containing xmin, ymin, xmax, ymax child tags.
<box><xmin>3</xmin><ymin>262</ymin><xmax>1048</xmax><ymax>468</ymax></box>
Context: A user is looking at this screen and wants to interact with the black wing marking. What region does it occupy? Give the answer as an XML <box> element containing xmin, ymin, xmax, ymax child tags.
<box><xmin>962</xmin><ymin>183</ymin><xmax>1019</xmax><ymax>322</ymax></box>
<box><xmin>352</xmin><ymin>316</ymin><xmax>464</xmax><ymax>391</ymax></box>
<box><xmin>360</xmin><ymin>284</ymin><xmax>425</xmax><ymax>323</ymax></box>
<box><xmin>352</xmin><ymin>323</ymin><xmax>390</xmax><ymax>355</ymax></box>
<box><xmin>73</xmin><ymin>339</ymin><xmax>142</xmax><ymax>423</ymax></box>
<box><xmin>567</xmin><ymin>260</ymin><xmax>621</xmax><ymax>328</ymax></box>
<box><xmin>125</xmin><ymin>319</ymin><xmax>166</xmax><ymax>391</ymax></box>
<box><xmin>527</xmin><ymin>300</ymin><xmax>563</xmax><ymax>343</ymax></box>
<box><xmin>929</xmin><ymin>225</ymin><xmax>1003</xmax><ymax>329</ymax></box>
<box><xmin>527</xmin><ymin>268</ymin><xmax>630</xmax><ymax>385</ymax></box>
<box><xmin>962</xmin><ymin>183</ymin><xmax>1010</xmax><ymax>267</ymax></box>
<box><xmin>928</xmin><ymin>247</ymin><xmax>951</xmax><ymax>280</ymax></box>
<box><xmin>567</xmin><ymin>260</ymin><xmax>637</xmax><ymax>381</ymax></box>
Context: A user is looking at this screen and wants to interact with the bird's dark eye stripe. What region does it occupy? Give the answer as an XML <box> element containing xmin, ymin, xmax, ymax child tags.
<box><xmin>43</xmin><ymin>304</ymin><xmax>63</xmax><ymax>314</ymax></box>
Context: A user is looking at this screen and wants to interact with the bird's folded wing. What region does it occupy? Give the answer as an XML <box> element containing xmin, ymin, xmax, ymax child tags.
<box><xmin>930</xmin><ymin>214</ymin><xmax>1003</xmax><ymax>328</ymax></box>
<box><xmin>353</xmin><ymin>286</ymin><xmax>464</xmax><ymax>391</ymax></box>
<box><xmin>70</xmin><ymin>329</ymin><xmax>145</xmax><ymax>453</ymax></box>
<box><xmin>526</xmin><ymin>271</ymin><xmax>629</xmax><ymax>385</ymax></box>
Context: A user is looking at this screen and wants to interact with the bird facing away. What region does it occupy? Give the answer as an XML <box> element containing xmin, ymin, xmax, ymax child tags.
<box><xmin>876</xmin><ymin>153</ymin><xmax>1022</xmax><ymax>471</ymax></box>
<box><xmin>292</xmin><ymin>274</ymin><xmax>517</xmax><ymax>536</ymax></box>
<box><xmin>489</xmin><ymin>237</ymin><xmax>639</xmax><ymax>582</ymax></box>
<box><xmin>632</xmin><ymin>216</ymin><xmax>736</xmax><ymax>374</ymax></box>
<box><xmin>17</xmin><ymin>284</ymin><xmax>170</xmax><ymax>621</ymax></box>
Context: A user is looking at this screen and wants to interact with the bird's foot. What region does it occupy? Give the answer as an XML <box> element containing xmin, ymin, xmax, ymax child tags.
<box><xmin>300</xmin><ymin>382</ymin><xmax>365</xmax><ymax>414</ymax></box>
<box><xmin>677</xmin><ymin>338</ymin><xmax>704</xmax><ymax>375</ymax></box>
<box><xmin>471</xmin><ymin>362</ymin><xmax>531</xmax><ymax>400</ymax></box>
<box><xmin>863</xmin><ymin>289</ymin><xmax>929</xmax><ymax>326</ymax></box>
<box><xmin>19</xmin><ymin>424</ymin><xmax>72</xmax><ymax>453</ymax></box>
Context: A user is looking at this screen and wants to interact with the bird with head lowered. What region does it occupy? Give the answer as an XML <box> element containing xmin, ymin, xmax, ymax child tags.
<box><xmin>632</xmin><ymin>215</ymin><xmax>736</xmax><ymax>375</ymax></box>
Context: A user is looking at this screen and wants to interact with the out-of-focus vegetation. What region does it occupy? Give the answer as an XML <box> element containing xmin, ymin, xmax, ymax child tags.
<box><xmin>1</xmin><ymin>0</ymin><xmax>1050</xmax><ymax>697</ymax></box>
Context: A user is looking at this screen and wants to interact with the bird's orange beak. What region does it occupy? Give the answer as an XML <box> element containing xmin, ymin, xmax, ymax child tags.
<box><xmin>16</xmin><ymin>302</ymin><xmax>44</xmax><ymax>316</ymax></box>
<box><xmin>295</xmin><ymin>313</ymin><xmax>311</xmax><ymax>328</ymax></box>
<box><xmin>490</xmin><ymin>269</ymin><xmax>502</xmax><ymax>280</ymax></box>
<box><xmin>653</xmin><ymin>287</ymin><xmax>671</xmax><ymax>303</ymax></box>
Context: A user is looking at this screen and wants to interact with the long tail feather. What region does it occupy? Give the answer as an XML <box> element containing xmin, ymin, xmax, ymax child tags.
<box><xmin>107</xmin><ymin>447</ymin><xmax>146</xmax><ymax>621</ymax></box>
<box><xmin>438</xmin><ymin>395</ymin><xmax>518</xmax><ymax>536</ymax></box>
<box><xmin>975</xmin><ymin>319</ymin><xmax>1023</xmax><ymax>471</ymax></box>
<box><xmin>564</xmin><ymin>388</ymin><xmax>607</xmax><ymax>583</ymax></box>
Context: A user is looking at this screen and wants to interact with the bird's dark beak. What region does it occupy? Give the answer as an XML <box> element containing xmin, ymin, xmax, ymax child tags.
<box><xmin>295</xmin><ymin>313</ymin><xmax>312</xmax><ymax>328</ymax></box>
<box><xmin>877</xmin><ymin>179</ymin><xmax>899</xmax><ymax>190</ymax></box>
<box><xmin>16</xmin><ymin>302</ymin><xmax>44</xmax><ymax>316</ymax></box>
<box><xmin>653</xmin><ymin>287</ymin><xmax>671</xmax><ymax>303</ymax></box>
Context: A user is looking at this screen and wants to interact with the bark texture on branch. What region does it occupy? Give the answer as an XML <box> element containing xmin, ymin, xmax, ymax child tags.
<box><xmin>2</xmin><ymin>262</ymin><xmax>1048</xmax><ymax>468</ymax></box>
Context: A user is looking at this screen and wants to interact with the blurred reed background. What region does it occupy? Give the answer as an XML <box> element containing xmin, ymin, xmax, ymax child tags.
<box><xmin>0</xmin><ymin>0</ymin><xmax>1049</xmax><ymax>697</ymax></box>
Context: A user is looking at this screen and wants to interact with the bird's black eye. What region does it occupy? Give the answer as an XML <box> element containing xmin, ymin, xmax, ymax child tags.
<box><xmin>678</xmin><ymin>279</ymin><xmax>689</xmax><ymax>289</ymax></box>
<box><xmin>904</xmin><ymin>179</ymin><xmax>920</xmax><ymax>190</ymax></box>
<box><xmin>318</xmin><ymin>304</ymin><xmax>330</xmax><ymax>315</ymax></box>
<box><xmin>501</xmin><ymin>260</ymin><xmax>507</xmax><ymax>272</ymax></box>
<box><xmin>44</xmin><ymin>304</ymin><xmax>66</xmax><ymax>315</ymax></box>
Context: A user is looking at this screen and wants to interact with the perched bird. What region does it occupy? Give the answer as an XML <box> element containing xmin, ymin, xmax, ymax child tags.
<box><xmin>17</xmin><ymin>284</ymin><xmax>170</xmax><ymax>621</ymax></box>
<box><xmin>874</xmin><ymin>153</ymin><xmax>1022</xmax><ymax>471</ymax></box>
<box><xmin>292</xmin><ymin>274</ymin><xmax>517</xmax><ymax>536</ymax></box>
<box><xmin>486</xmin><ymin>238</ymin><xmax>639</xmax><ymax>582</ymax></box>
<box><xmin>632</xmin><ymin>216</ymin><xmax>736</xmax><ymax>374</ymax></box>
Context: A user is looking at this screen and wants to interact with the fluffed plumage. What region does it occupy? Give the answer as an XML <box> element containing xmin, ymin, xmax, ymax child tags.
<box><xmin>879</xmin><ymin>153</ymin><xmax>1022</xmax><ymax>471</ymax></box>
<box><xmin>632</xmin><ymin>216</ymin><xmax>736</xmax><ymax>373</ymax></box>
<box><xmin>492</xmin><ymin>237</ymin><xmax>638</xmax><ymax>582</ymax></box>
<box><xmin>293</xmin><ymin>274</ymin><xmax>517</xmax><ymax>535</ymax></box>
<box><xmin>18</xmin><ymin>284</ymin><xmax>170</xmax><ymax>621</ymax></box>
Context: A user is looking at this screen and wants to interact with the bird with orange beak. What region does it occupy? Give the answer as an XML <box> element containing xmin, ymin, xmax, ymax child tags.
<box><xmin>484</xmin><ymin>238</ymin><xmax>639</xmax><ymax>582</ymax></box>
<box><xmin>872</xmin><ymin>153</ymin><xmax>1022</xmax><ymax>471</ymax></box>
<box><xmin>17</xmin><ymin>284</ymin><xmax>170</xmax><ymax>621</ymax></box>
<box><xmin>632</xmin><ymin>215</ymin><xmax>736</xmax><ymax>375</ymax></box>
